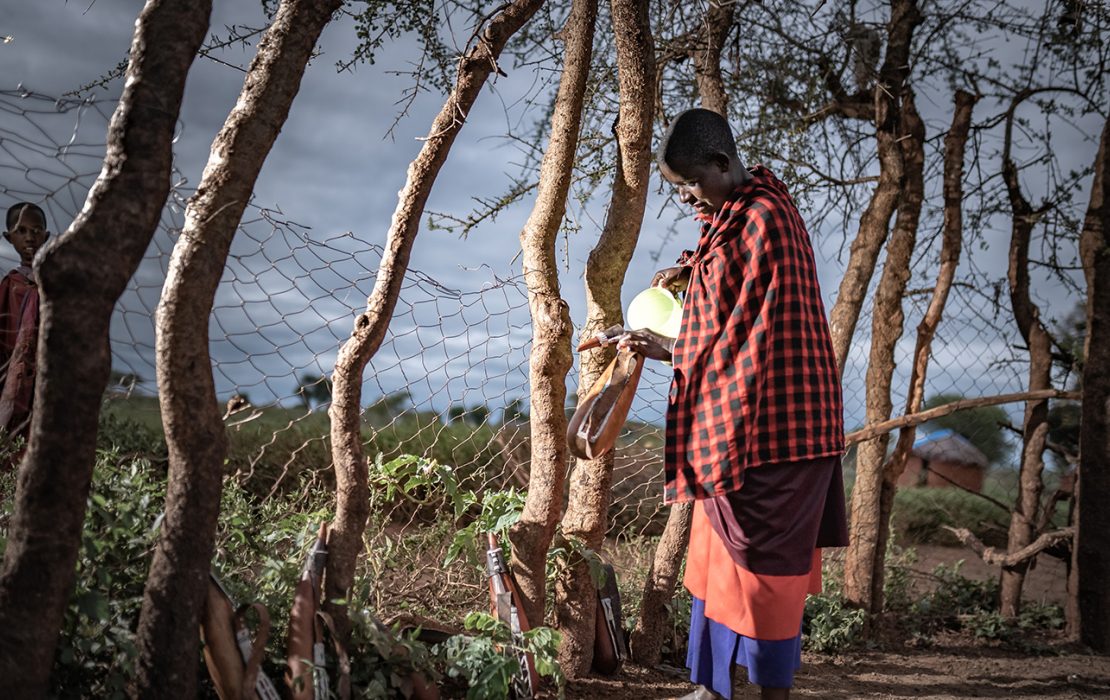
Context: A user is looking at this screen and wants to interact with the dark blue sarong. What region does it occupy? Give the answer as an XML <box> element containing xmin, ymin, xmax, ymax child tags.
<box><xmin>686</xmin><ymin>596</ymin><xmax>802</xmax><ymax>697</ymax></box>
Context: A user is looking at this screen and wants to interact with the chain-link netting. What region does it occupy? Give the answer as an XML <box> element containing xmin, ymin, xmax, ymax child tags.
<box><xmin>1</xmin><ymin>87</ymin><xmax>1075</xmax><ymax>617</ymax></box>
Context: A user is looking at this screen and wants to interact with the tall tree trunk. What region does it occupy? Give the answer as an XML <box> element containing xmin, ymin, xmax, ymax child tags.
<box><xmin>132</xmin><ymin>1</ymin><xmax>341</xmax><ymax>695</ymax></box>
<box><xmin>883</xmin><ymin>90</ymin><xmax>975</xmax><ymax>490</ymax></box>
<box><xmin>325</xmin><ymin>0</ymin><xmax>545</xmax><ymax>641</ymax></box>
<box><xmin>999</xmin><ymin>91</ymin><xmax>1055</xmax><ymax>618</ymax></box>
<box><xmin>826</xmin><ymin>0</ymin><xmax>921</xmax><ymax>376</ymax></box>
<box><xmin>509</xmin><ymin>0</ymin><xmax>598</xmax><ymax>627</ymax></box>
<box><xmin>843</xmin><ymin>91</ymin><xmax>925</xmax><ymax>614</ymax></box>
<box><xmin>0</xmin><ymin>2</ymin><xmax>210</xmax><ymax>695</ymax></box>
<box><xmin>629</xmin><ymin>500</ymin><xmax>691</xmax><ymax>665</ymax></box>
<box><xmin>630</xmin><ymin>1</ymin><xmax>731</xmax><ymax>665</ymax></box>
<box><xmin>1077</xmin><ymin>117</ymin><xmax>1110</xmax><ymax>648</ymax></box>
<box><xmin>691</xmin><ymin>0</ymin><xmax>735</xmax><ymax>116</ymax></box>
<box><xmin>847</xmin><ymin>90</ymin><xmax>976</xmax><ymax>615</ymax></box>
<box><xmin>555</xmin><ymin>0</ymin><xmax>654</xmax><ymax>676</ymax></box>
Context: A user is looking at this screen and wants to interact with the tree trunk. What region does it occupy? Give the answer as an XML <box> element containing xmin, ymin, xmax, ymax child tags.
<box><xmin>325</xmin><ymin>0</ymin><xmax>545</xmax><ymax>641</ymax></box>
<box><xmin>843</xmin><ymin>91</ymin><xmax>925</xmax><ymax>614</ymax></box>
<box><xmin>826</xmin><ymin>0</ymin><xmax>921</xmax><ymax>376</ymax></box>
<box><xmin>847</xmin><ymin>90</ymin><xmax>975</xmax><ymax>615</ymax></box>
<box><xmin>509</xmin><ymin>0</ymin><xmax>597</xmax><ymax>628</ymax></box>
<box><xmin>1078</xmin><ymin>116</ymin><xmax>1110</xmax><ymax>648</ymax></box>
<box><xmin>132</xmin><ymin>2</ymin><xmax>341</xmax><ymax>695</ymax></box>
<box><xmin>883</xmin><ymin>90</ymin><xmax>976</xmax><ymax>482</ymax></box>
<box><xmin>999</xmin><ymin>91</ymin><xmax>1055</xmax><ymax>618</ymax></box>
<box><xmin>555</xmin><ymin>0</ymin><xmax>654</xmax><ymax>676</ymax></box>
<box><xmin>690</xmin><ymin>0</ymin><xmax>735</xmax><ymax>116</ymax></box>
<box><xmin>629</xmin><ymin>500</ymin><xmax>691</xmax><ymax>665</ymax></box>
<box><xmin>631</xmin><ymin>0</ymin><xmax>732</xmax><ymax>665</ymax></box>
<box><xmin>0</xmin><ymin>2</ymin><xmax>210</xmax><ymax>695</ymax></box>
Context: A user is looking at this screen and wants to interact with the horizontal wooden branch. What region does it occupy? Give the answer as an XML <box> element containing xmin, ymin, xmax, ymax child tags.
<box><xmin>845</xmin><ymin>389</ymin><xmax>1081</xmax><ymax>445</ymax></box>
<box><xmin>943</xmin><ymin>525</ymin><xmax>1074</xmax><ymax>567</ymax></box>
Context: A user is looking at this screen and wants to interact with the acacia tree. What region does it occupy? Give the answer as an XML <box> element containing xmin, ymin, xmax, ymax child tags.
<box><xmin>1078</xmin><ymin>117</ymin><xmax>1110</xmax><ymax>649</ymax></box>
<box><xmin>555</xmin><ymin>0</ymin><xmax>654</xmax><ymax>674</ymax></box>
<box><xmin>824</xmin><ymin>0</ymin><xmax>920</xmax><ymax>379</ymax></box>
<box><xmin>325</xmin><ymin>0</ymin><xmax>546</xmax><ymax>640</ymax></box>
<box><xmin>997</xmin><ymin>89</ymin><xmax>1066</xmax><ymax>618</ymax></box>
<box><xmin>843</xmin><ymin>88</ymin><xmax>925</xmax><ymax>613</ymax></box>
<box><xmin>629</xmin><ymin>0</ymin><xmax>734</xmax><ymax>665</ymax></box>
<box><xmin>0</xmin><ymin>1</ymin><xmax>212</xmax><ymax>693</ymax></box>
<box><xmin>509</xmin><ymin>0</ymin><xmax>598</xmax><ymax>627</ymax></box>
<box><xmin>133</xmin><ymin>0</ymin><xmax>342</xmax><ymax>693</ymax></box>
<box><xmin>884</xmin><ymin>90</ymin><xmax>977</xmax><ymax>483</ymax></box>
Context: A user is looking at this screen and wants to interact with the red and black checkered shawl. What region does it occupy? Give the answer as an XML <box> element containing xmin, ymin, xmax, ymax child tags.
<box><xmin>664</xmin><ymin>166</ymin><xmax>844</xmax><ymax>504</ymax></box>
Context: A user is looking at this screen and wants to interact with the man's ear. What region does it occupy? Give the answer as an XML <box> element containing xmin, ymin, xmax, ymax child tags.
<box><xmin>711</xmin><ymin>152</ymin><xmax>731</xmax><ymax>173</ymax></box>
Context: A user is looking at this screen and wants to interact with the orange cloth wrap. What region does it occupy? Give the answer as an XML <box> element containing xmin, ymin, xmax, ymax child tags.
<box><xmin>684</xmin><ymin>500</ymin><xmax>822</xmax><ymax>641</ymax></box>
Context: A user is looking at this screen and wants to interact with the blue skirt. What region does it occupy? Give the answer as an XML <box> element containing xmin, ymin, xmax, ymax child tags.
<box><xmin>686</xmin><ymin>596</ymin><xmax>802</xmax><ymax>697</ymax></box>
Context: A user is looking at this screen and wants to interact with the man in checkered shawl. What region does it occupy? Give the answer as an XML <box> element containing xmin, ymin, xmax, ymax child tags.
<box><xmin>620</xmin><ymin>109</ymin><xmax>849</xmax><ymax>700</ymax></box>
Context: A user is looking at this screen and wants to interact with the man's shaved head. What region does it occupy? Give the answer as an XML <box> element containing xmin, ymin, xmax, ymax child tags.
<box><xmin>657</xmin><ymin>108</ymin><xmax>738</xmax><ymax>171</ymax></box>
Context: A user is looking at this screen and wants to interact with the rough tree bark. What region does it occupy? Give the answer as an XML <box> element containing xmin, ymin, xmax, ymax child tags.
<box><xmin>843</xmin><ymin>91</ymin><xmax>925</xmax><ymax>614</ymax></box>
<box><xmin>844</xmin><ymin>91</ymin><xmax>975</xmax><ymax>613</ymax></box>
<box><xmin>1078</xmin><ymin>116</ymin><xmax>1110</xmax><ymax>649</ymax></box>
<box><xmin>629</xmin><ymin>499</ymin><xmax>691</xmax><ymax>665</ymax></box>
<box><xmin>690</xmin><ymin>0</ymin><xmax>735</xmax><ymax>117</ymax></box>
<box><xmin>629</xmin><ymin>1</ymin><xmax>732</xmax><ymax>666</ymax></box>
<box><xmin>325</xmin><ymin>0</ymin><xmax>545</xmax><ymax>641</ymax></box>
<box><xmin>0</xmin><ymin>3</ymin><xmax>211</xmax><ymax>695</ymax></box>
<box><xmin>508</xmin><ymin>0</ymin><xmax>597</xmax><ymax>627</ymax></box>
<box><xmin>882</xmin><ymin>90</ymin><xmax>976</xmax><ymax>488</ymax></box>
<box><xmin>555</xmin><ymin>0</ymin><xmax>654</xmax><ymax>676</ymax></box>
<box><xmin>826</xmin><ymin>0</ymin><xmax>922</xmax><ymax>376</ymax></box>
<box><xmin>132</xmin><ymin>1</ymin><xmax>341</xmax><ymax>695</ymax></box>
<box><xmin>999</xmin><ymin>90</ymin><xmax>1056</xmax><ymax>618</ymax></box>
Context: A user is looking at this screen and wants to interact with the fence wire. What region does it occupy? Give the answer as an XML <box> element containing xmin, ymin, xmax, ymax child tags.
<box><xmin>0</xmin><ymin>87</ymin><xmax>1074</xmax><ymax>618</ymax></box>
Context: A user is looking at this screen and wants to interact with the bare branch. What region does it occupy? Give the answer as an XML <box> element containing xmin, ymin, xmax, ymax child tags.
<box><xmin>845</xmin><ymin>389</ymin><xmax>1081</xmax><ymax>445</ymax></box>
<box><xmin>945</xmin><ymin>526</ymin><xmax>1074</xmax><ymax>568</ymax></box>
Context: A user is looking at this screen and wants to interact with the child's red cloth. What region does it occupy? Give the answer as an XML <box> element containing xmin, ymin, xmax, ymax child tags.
<box><xmin>0</xmin><ymin>266</ymin><xmax>40</xmax><ymax>441</ymax></box>
<box><xmin>664</xmin><ymin>166</ymin><xmax>844</xmax><ymax>503</ymax></box>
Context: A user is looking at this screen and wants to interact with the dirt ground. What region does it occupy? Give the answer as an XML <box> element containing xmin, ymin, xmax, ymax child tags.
<box><xmin>907</xmin><ymin>544</ymin><xmax>1068</xmax><ymax>604</ymax></box>
<box><xmin>567</xmin><ymin>648</ymin><xmax>1110</xmax><ymax>699</ymax></box>
<box><xmin>566</xmin><ymin>547</ymin><xmax>1110</xmax><ymax>699</ymax></box>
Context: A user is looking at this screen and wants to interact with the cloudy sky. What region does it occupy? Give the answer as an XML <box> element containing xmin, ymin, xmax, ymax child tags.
<box><xmin>0</xmin><ymin>0</ymin><xmax>1101</xmax><ymax>439</ymax></box>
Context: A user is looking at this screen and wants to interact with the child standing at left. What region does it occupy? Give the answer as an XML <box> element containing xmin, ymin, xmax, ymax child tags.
<box><xmin>0</xmin><ymin>202</ymin><xmax>50</xmax><ymax>449</ymax></box>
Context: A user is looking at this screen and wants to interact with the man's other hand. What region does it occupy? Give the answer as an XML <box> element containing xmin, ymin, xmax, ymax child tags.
<box><xmin>651</xmin><ymin>266</ymin><xmax>691</xmax><ymax>293</ymax></box>
<box><xmin>617</xmin><ymin>329</ymin><xmax>675</xmax><ymax>362</ymax></box>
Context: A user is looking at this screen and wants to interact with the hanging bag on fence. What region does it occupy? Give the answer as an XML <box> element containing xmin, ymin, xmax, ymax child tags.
<box><xmin>201</xmin><ymin>573</ymin><xmax>282</xmax><ymax>700</ymax></box>
<box><xmin>567</xmin><ymin>341</ymin><xmax>645</xmax><ymax>461</ymax></box>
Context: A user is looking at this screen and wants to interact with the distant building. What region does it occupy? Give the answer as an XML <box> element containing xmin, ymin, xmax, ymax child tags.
<box><xmin>897</xmin><ymin>428</ymin><xmax>989</xmax><ymax>492</ymax></box>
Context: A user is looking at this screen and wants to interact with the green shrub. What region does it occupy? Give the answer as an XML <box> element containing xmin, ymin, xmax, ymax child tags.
<box><xmin>96</xmin><ymin>411</ymin><xmax>166</xmax><ymax>460</ymax></box>
<box><xmin>39</xmin><ymin>452</ymin><xmax>163</xmax><ymax>698</ymax></box>
<box><xmin>891</xmin><ymin>487</ymin><xmax>1010</xmax><ymax>547</ymax></box>
<box><xmin>101</xmin><ymin>397</ymin><xmax>509</xmax><ymax>510</ymax></box>
<box><xmin>803</xmin><ymin>594</ymin><xmax>867</xmax><ymax>653</ymax></box>
<box><xmin>802</xmin><ymin>559</ymin><xmax>868</xmax><ymax>654</ymax></box>
<box><xmin>437</xmin><ymin>612</ymin><xmax>564</xmax><ymax>700</ymax></box>
<box><xmin>0</xmin><ymin>445</ymin><xmax>568</xmax><ymax>698</ymax></box>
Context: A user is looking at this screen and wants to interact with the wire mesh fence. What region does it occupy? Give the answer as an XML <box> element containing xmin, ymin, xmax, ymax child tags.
<box><xmin>0</xmin><ymin>87</ymin><xmax>1075</xmax><ymax>620</ymax></box>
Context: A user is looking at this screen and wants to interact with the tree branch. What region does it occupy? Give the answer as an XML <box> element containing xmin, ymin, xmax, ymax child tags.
<box><xmin>944</xmin><ymin>526</ymin><xmax>1074</xmax><ymax>568</ymax></box>
<box><xmin>845</xmin><ymin>389</ymin><xmax>1081</xmax><ymax>445</ymax></box>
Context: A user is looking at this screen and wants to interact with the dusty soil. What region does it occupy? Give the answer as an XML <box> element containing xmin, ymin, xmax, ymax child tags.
<box><xmin>906</xmin><ymin>544</ymin><xmax>1068</xmax><ymax>604</ymax></box>
<box><xmin>566</xmin><ymin>547</ymin><xmax>1105</xmax><ymax>699</ymax></box>
<box><xmin>565</xmin><ymin>646</ymin><xmax>1110</xmax><ymax>699</ymax></box>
